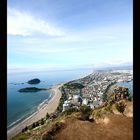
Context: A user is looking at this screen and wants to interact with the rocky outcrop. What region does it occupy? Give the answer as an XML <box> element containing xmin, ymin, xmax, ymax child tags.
<box><xmin>123</xmin><ymin>101</ymin><xmax>133</xmax><ymax>117</ymax></box>
<box><xmin>113</xmin><ymin>86</ymin><xmax>129</xmax><ymax>101</ymax></box>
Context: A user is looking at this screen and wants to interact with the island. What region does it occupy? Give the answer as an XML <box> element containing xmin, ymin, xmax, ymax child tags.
<box><xmin>27</xmin><ymin>78</ymin><xmax>41</xmax><ymax>84</ymax></box>
<box><xmin>18</xmin><ymin>87</ymin><xmax>47</xmax><ymax>92</ymax></box>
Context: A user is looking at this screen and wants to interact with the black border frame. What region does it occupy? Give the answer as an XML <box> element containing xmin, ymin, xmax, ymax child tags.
<box><xmin>0</xmin><ymin>0</ymin><xmax>7</xmax><ymax>139</ymax></box>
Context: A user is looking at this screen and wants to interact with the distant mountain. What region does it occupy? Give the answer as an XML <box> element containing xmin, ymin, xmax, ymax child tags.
<box><xmin>94</xmin><ymin>63</ymin><xmax>133</xmax><ymax>71</ymax></box>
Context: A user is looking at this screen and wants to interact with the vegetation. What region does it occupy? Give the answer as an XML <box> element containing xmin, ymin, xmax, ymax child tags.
<box><xmin>115</xmin><ymin>101</ymin><xmax>126</xmax><ymax>113</ymax></box>
<box><xmin>21</xmin><ymin>126</ymin><xmax>28</xmax><ymax>133</ymax></box>
<box><xmin>128</xmin><ymin>96</ymin><xmax>133</xmax><ymax>101</ymax></box>
<box><xmin>92</xmin><ymin>100</ymin><xmax>114</xmax><ymax>119</ymax></box>
<box><xmin>40</xmin><ymin>118</ymin><xmax>45</xmax><ymax>125</ymax></box>
<box><xmin>56</xmin><ymin>87</ymin><xmax>67</xmax><ymax>112</ymax></box>
<box><xmin>41</xmin><ymin>122</ymin><xmax>64</xmax><ymax>140</ymax></box>
<box><xmin>79</xmin><ymin>105</ymin><xmax>92</xmax><ymax>120</ymax></box>
<box><xmin>104</xmin><ymin>81</ymin><xmax>117</xmax><ymax>100</ymax></box>
<box><xmin>12</xmin><ymin>134</ymin><xmax>28</xmax><ymax>140</ymax></box>
<box><xmin>64</xmin><ymin>82</ymin><xmax>84</xmax><ymax>89</ymax></box>
<box><xmin>61</xmin><ymin>108</ymin><xmax>79</xmax><ymax>116</ymax></box>
<box><xmin>46</xmin><ymin>113</ymin><xmax>50</xmax><ymax>120</ymax></box>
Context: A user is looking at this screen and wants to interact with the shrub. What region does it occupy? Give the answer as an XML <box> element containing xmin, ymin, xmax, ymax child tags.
<box><xmin>46</xmin><ymin>113</ymin><xmax>50</xmax><ymax>120</ymax></box>
<box><xmin>62</xmin><ymin>108</ymin><xmax>78</xmax><ymax>116</ymax></box>
<box><xmin>40</xmin><ymin>118</ymin><xmax>45</xmax><ymax>125</ymax></box>
<box><xmin>115</xmin><ymin>102</ymin><xmax>126</xmax><ymax>113</ymax></box>
<box><xmin>21</xmin><ymin>126</ymin><xmax>28</xmax><ymax>133</ymax></box>
<box><xmin>79</xmin><ymin>105</ymin><xmax>92</xmax><ymax>120</ymax></box>
<box><xmin>31</xmin><ymin>122</ymin><xmax>36</xmax><ymax>129</ymax></box>
<box><xmin>42</xmin><ymin>133</ymin><xmax>53</xmax><ymax>140</ymax></box>
<box><xmin>128</xmin><ymin>96</ymin><xmax>133</xmax><ymax>101</ymax></box>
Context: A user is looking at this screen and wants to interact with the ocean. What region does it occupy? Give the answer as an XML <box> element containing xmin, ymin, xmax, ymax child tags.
<box><xmin>7</xmin><ymin>69</ymin><xmax>92</xmax><ymax>130</ymax></box>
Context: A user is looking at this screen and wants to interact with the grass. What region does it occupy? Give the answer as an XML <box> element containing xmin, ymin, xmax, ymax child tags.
<box><xmin>12</xmin><ymin>133</ymin><xmax>29</xmax><ymax>140</ymax></box>
<box><xmin>92</xmin><ymin>100</ymin><xmax>114</xmax><ymax>119</ymax></box>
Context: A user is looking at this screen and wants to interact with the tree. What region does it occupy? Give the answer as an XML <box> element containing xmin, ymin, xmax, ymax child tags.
<box><xmin>31</xmin><ymin>122</ymin><xmax>36</xmax><ymax>129</ymax></box>
<box><xmin>22</xmin><ymin>126</ymin><xmax>28</xmax><ymax>132</ymax></box>
<box><xmin>46</xmin><ymin>113</ymin><xmax>50</xmax><ymax>120</ymax></box>
<box><xmin>40</xmin><ymin>118</ymin><xmax>45</xmax><ymax>125</ymax></box>
<box><xmin>80</xmin><ymin>105</ymin><xmax>92</xmax><ymax>120</ymax></box>
<box><xmin>35</xmin><ymin>121</ymin><xmax>39</xmax><ymax>127</ymax></box>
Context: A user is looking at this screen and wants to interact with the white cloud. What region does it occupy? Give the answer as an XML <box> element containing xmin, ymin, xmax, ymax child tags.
<box><xmin>8</xmin><ymin>8</ymin><xmax>65</xmax><ymax>37</ymax></box>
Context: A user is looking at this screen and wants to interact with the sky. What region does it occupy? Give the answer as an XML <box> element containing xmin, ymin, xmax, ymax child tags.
<box><xmin>8</xmin><ymin>0</ymin><xmax>133</xmax><ymax>72</ymax></box>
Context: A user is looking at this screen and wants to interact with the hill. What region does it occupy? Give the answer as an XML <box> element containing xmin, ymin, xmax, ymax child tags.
<box><xmin>12</xmin><ymin>98</ymin><xmax>133</xmax><ymax>140</ymax></box>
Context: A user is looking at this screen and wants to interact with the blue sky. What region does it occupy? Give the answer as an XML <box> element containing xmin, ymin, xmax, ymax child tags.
<box><xmin>8</xmin><ymin>0</ymin><xmax>133</xmax><ymax>71</ymax></box>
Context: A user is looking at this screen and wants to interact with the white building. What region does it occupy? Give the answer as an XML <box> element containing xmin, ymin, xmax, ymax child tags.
<box><xmin>82</xmin><ymin>98</ymin><xmax>88</xmax><ymax>105</ymax></box>
<box><xmin>62</xmin><ymin>100</ymin><xmax>71</xmax><ymax>112</ymax></box>
<box><xmin>73</xmin><ymin>95</ymin><xmax>82</xmax><ymax>103</ymax></box>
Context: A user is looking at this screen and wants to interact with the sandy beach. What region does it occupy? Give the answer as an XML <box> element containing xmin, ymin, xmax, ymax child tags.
<box><xmin>7</xmin><ymin>83</ymin><xmax>63</xmax><ymax>140</ymax></box>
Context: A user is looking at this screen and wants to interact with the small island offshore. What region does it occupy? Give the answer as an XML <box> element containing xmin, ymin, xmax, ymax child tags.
<box><xmin>18</xmin><ymin>87</ymin><xmax>47</xmax><ymax>92</ymax></box>
<box><xmin>27</xmin><ymin>78</ymin><xmax>41</xmax><ymax>84</ymax></box>
<box><xmin>8</xmin><ymin>70</ymin><xmax>133</xmax><ymax>140</ymax></box>
<box><xmin>18</xmin><ymin>78</ymin><xmax>48</xmax><ymax>92</ymax></box>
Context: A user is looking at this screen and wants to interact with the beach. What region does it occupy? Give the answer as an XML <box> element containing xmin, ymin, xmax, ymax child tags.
<box><xmin>7</xmin><ymin>83</ymin><xmax>63</xmax><ymax>140</ymax></box>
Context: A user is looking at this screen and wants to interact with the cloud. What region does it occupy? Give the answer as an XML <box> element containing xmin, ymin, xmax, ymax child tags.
<box><xmin>8</xmin><ymin>8</ymin><xmax>65</xmax><ymax>37</ymax></box>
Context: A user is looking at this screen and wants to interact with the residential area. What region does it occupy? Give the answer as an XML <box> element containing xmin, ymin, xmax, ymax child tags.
<box><xmin>60</xmin><ymin>70</ymin><xmax>133</xmax><ymax>111</ymax></box>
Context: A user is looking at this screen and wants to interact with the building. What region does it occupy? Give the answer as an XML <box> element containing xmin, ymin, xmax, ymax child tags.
<box><xmin>82</xmin><ymin>98</ymin><xmax>88</xmax><ymax>105</ymax></box>
<box><xmin>62</xmin><ymin>100</ymin><xmax>71</xmax><ymax>112</ymax></box>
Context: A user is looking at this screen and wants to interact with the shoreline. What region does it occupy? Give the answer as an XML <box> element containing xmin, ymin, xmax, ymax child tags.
<box><xmin>7</xmin><ymin>92</ymin><xmax>53</xmax><ymax>131</ymax></box>
<box><xmin>7</xmin><ymin>83</ymin><xmax>63</xmax><ymax>140</ymax></box>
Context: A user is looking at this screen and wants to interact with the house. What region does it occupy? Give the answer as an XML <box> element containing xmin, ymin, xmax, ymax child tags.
<box><xmin>82</xmin><ymin>98</ymin><xmax>88</xmax><ymax>105</ymax></box>
<box><xmin>62</xmin><ymin>100</ymin><xmax>71</xmax><ymax>112</ymax></box>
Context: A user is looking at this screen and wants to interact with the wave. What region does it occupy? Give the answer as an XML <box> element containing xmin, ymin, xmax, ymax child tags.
<box><xmin>7</xmin><ymin>118</ymin><xmax>22</xmax><ymax>129</ymax></box>
<box><xmin>7</xmin><ymin>106</ymin><xmax>38</xmax><ymax>130</ymax></box>
<box><xmin>37</xmin><ymin>92</ymin><xmax>53</xmax><ymax>110</ymax></box>
<box><xmin>8</xmin><ymin>91</ymin><xmax>53</xmax><ymax>130</ymax></box>
<box><xmin>7</xmin><ymin>113</ymin><xmax>29</xmax><ymax>130</ymax></box>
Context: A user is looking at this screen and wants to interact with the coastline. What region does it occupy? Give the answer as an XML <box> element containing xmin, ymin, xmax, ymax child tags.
<box><xmin>7</xmin><ymin>83</ymin><xmax>63</xmax><ymax>140</ymax></box>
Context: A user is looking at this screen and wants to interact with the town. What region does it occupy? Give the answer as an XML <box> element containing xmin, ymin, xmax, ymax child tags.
<box><xmin>60</xmin><ymin>70</ymin><xmax>133</xmax><ymax>112</ymax></box>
